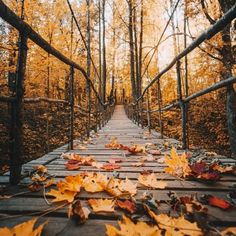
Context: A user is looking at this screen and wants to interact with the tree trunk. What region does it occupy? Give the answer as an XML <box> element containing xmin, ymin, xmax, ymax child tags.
<box><xmin>127</xmin><ymin>0</ymin><xmax>136</xmax><ymax>101</ymax></box>
<box><xmin>138</xmin><ymin>0</ymin><xmax>143</xmax><ymax>98</ymax></box>
<box><xmin>218</xmin><ymin>0</ymin><xmax>236</xmax><ymax>158</ymax></box>
<box><xmin>102</xmin><ymin>0</ymin><xmax>107</xmax><ymax>103</ymax></box>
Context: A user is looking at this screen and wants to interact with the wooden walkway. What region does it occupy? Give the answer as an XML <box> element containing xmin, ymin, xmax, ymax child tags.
<box><xmin>0</xmin><ymin>105</ymin><xmax>236</xmax><ymax>235</ymax></box>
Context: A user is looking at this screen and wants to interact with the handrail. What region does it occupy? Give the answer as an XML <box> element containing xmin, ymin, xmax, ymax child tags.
<box><xmin>0</xmin><ymin>0</ymin><xmax>106</xmax><ymax>107</ymax></box>
<box><xmin>135</xmin><ymin>3</ymin><xmax>236</xmax><ymax>103</ymax></box>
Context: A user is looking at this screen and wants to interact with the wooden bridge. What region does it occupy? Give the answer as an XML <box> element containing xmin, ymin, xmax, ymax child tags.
<box><xmin>0</xmin><ymin>105</ymin><xmax>236</xmax><ymax>235</ymax></box>
<box><xmin>0</xmin><ymin>1</ymin><xmax>236</xmax><ymax>235</ymax></box>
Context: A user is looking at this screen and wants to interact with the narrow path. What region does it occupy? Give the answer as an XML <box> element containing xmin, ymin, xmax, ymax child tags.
<box><xmin>0</xmin><ymin>105</ymin><xmax>236</xmax><ymax>235</ymax></box>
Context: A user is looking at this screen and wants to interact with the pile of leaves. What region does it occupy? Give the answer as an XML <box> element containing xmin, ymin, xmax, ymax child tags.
<box><xmin>164</xmin><ymin>148</ymin><xmax>236</xmax><ymax>183</ymax></box>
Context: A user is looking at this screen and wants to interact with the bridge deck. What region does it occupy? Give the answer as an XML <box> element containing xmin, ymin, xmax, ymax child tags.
<box><xmin>0</xmin><ymin>105</ymin><xmax>236</xmax><ymax>235</ymax></box>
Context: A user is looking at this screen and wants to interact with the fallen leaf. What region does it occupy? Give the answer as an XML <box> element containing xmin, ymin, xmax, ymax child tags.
<box><xmin>70</xmin><ymin>200</ymin><xmax>90</xmax><ymax>224</ymax></box>
<box><xmin>147</xmin><ymin>207</ymin><xmax>202</xmax><ymax>236</ymax></box>
<box><xmin>116</xmin><ymin>200</ymin><xmax>136</xmax><ymax>213</ymax></box>
<box><xmin>138</xmin><ymin>173</ymin><xmax>167</xmax><ymax>189</ymax></box>
<box><xmin>61</xmin><ymin>153</ymin><xmax>82</xmax><ymax>161</ymax></box>
<box><xmin>0</xmin><ymin>218</ymin><xmax>47</xmax><ymax>236</ymax></box>
<box><xmin>105</xmin><ymin>178</ymin><xmax>123</xmax><ymax>196</ymax></box>
<box><xmin>164</xmin><ymin>148</ymin><xmax>191</xmax><ymax>178</ymax></box>
<box><xmin>34</xmin><ymin>165</ymin><xmax>47</xmax><ymax>173</ymax></box>
<box><xmin>31</xmin><ymin>174</ymin><xmax>47</xmax><ymax>182</ymax></box>
<box><xmin>147</xmin><ymin>150</ymin><xmax>161</xmax><ymax>155</ymax></box>
<box><xmin>105</xmin><ymin>137</ymin><xmax>122</xmax><ymax>149</ymax></box>
<box><xmin>200</xmin><ymin>195</ymin><xmax>232</xmax><ymax>210</ymax></box>
<box><xmin>83</xmin><ymin>173</ymin><xmax>108</xmax><ymax>193</ymax></box>
<box><xmin>57</xmin><ymin>175</ymin><xmax>82</xmax><ymax>193</ymax></box>
<box><xmin>28</xmin><ymin>183</ymin><xmax>42</xmax><ymax>192</ymax></box>
<box><xmin>65</xmin><ymin>162</ymin><xmax>81</xmax><ymax>170</ymax></box>
<box><xmin>47</xmin><ymin>189</ymin><xmax>77</xmax><ymax>203</ymax></box>
<box><xmin>132</xmin><ymin>161</ymin><xmax>145</xmax><ymax>167</ymax></box>
<box><xmin>88</xmin><ymin>199</ymin><xmax>115</xmax><ymax>212</ymax></box>
<box><xmin>126</xmin><ymin>145</ymin><xmax>146</xmax><ymax>154</ymax></box>
<box><xmin>221</xmin><ymin>227</ymin><xmax>236</xmax><ymax>236</ymax></box>
<box><xmin>102</xmin><ymin>163</ymin><xmax>121</xmax><ymax>171</ymax></box>
<box><xmin>106</xmin><ymin>215</ymin><xmax>161</xmax><ymax>236</ymax></box>
<box><xmin>118</xmin><ymin>177</ymin><xmax>137</xmax><ymax>196</ymax></box>
<box><xmin>91</xmin><ymin>161</ymin><xmax>103</xmax><ymax>169</ymax></box>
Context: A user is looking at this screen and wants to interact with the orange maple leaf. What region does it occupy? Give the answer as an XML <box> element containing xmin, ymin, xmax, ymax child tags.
<box><xmin>0</xmin><ymin>218</ymin><xmax>47</xmax><ymax>236</ymax></box>
<box><xmin>164</xmin><ymin>148</ymin><xmax>191</xmax><ymax>178</ymax></box>
<box><xmin>88</xmin><ymin>199</ymin><xmax>115</xmax><ymax>213</ymax></box>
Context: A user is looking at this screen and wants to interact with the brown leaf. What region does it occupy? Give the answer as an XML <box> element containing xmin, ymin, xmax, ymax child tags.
<box><xmin>102</xmin><ymin>163</ymin><xmax>121</xmax><ymax>171</ymax></box>
<box><xmin>116</xmin><ymin>200</ymin><xmax>136</xmax><ymax>213</ymax></box>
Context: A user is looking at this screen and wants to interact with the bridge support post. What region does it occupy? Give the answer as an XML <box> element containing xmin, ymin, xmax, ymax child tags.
<box><xmin>176</xmin><ymin>60</ymin><xmax>188</xmax><ymax>149</ymax></box>
<box><xmin>69</xmin><ymin>66</ymin><xmax>74</xmax><ymax>150</ymax></box>
<box><xmin>146</xmin><ymin>89</ymin><xmax>151</xmax><ymax>133</ymax></box>
<box><xmin>157</xmin><ymin>80</ymin><xmax>163</xmax><ymax>138</ymax></box>
<box><xmin>10</xmin><ymin>33</ymin><xmax>28</xmax><ymax>185</ymax></box>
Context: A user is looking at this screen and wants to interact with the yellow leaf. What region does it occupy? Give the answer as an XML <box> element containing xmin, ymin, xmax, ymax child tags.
<box><xmin>164</xmin><ymin>148</ymin><xmax>191</xmax><ymax>178</ymax></box>
<box><xmin>118</xmin><ymin>177</ymin><xmax>137</xmax><ymax>196</ymax></box>
<box><xmin>221</xmin><ymin>227</ymin><xmax>236</xmax><ymax>236</ymax></box>
<box><xmin>138</xmin><ymin>173</ymin><xmax>167</xmax><ymax>189</ymax></box>
<box><xmin>105</xmin><ymin>137</ymin><xmax>122</xmax><ymax>149</ymax></box>
<box><xmin>83</xmin><ymin>173</ymin><xmax>108</xmax><ymax>193</ymax></box>
<box><xmin>47</xmin><ymin>189</ymin><xmax>77</xmax><ymax>203</ymax></box>
<box><xmin>34</xmin><ymin>165</ymin><xmax>47</xmax><ymax>173</ymax></box>
<box><xmin>106</xmin><ymin>215</ymin><xmax>161</xmax><ymax>236</ymax></box>
<box><xmin>104</xmin><ymin>178</ymin><xmax>123</xmax><ymax>197</ymax></box>
<box><xmin>0</xmin><ymin>218</ymin><xmax>47</xmax><ymax>236</ymax></box>
<box><xmin>147</xmin><ymin>208</ymin><xmax>202</xmax><ymax>236</ymax></box>
<box><xmin>88</xmin><ymin>199</ymin><xmax>115</xmax><ymax>213</ymax></box>
<box><xmin>57</xmin><ymin>175</ymin><xmax>82</xmax><ymax>193</ymax></box>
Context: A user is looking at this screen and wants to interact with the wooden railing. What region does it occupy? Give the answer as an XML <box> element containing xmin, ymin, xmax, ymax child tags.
<box><xmin>124</xmin><ymin>3</ymin><xmax>236</xmax><ymax>156</ymax></box>
<box><xmin>0</xmin><ymin>0</ymin><xmax>115</xmax><ymax>184</ymax></box>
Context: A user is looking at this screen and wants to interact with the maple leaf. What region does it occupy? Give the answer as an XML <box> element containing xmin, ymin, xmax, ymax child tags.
<box><xmin>62</xmin><ymin>153</ymin><xmax>82</xmax><ymax>161</ymax></box>
<box><xmin>147</xmin><ymin>207</ymin><xmax>202</xmax><ymax>236</ymax></box>
<box><xmin>102</xmin><ymin>163</ymin><xmax>121</xmax><ymax>171</ymax></box>
<box><xmin>69</xmin><ymin>200</ymin><xmax>90</xmax><ymax>224</ymax></box>
<box><xmin>47</xmin><ymin>189</ymin><xmax>77</xmax><ymax>203</ymax></box>
<box><xmin>28</xmin><ymin>183</ymin><xmax>42</xmax><ymax>192</ymax></box>
<box><xmin>200</xmin><ymin>195</ymin><xmax>232</xmax><ymax>210</ymax></box>
<box><xmin>31</xmin><ymin>173</ymin><xmax>47</xmax><ymax>183</ymax></box>
<box><xmin>34</xmin><ymin>165</ymin><xmax>48</xmax><ymax>173</ymax></box>
<box><xmin>164</xmin><ymin>148</ymin><xmax>191</xmax><ymax>178</ymax></box>
<box><xmin>212</xmin><ymin>164</ymin><xmax>235</xmax><ymax>174</ymax></box>
<box><xmin>88</xmin><ymin>199</ymin><xmax>115</xmax><ymax>212</ymax></box>
<box><xmin>118</xmin><ymin>177</ymin><xmax>137</xmax><ymax>196</ymax></box>
<box><xmin>0</xmin><ymin>218</ymin><xmax>47</xmax><ymax>236</ymax></box>
<box><xmin>105</xmin><ymin>137</ymin><xmax>122</xmax><ymax>149</ymax></box>
<box><xmin>106</xmin><ymin>215</ymin><xmax>161</xmax><ymax>236</ymax></box>
<box><xmin>81</xmin><ymin>156</ymin><xmax>95</xmax><ymax>166</ymax></box>
<box><xmin>147</xmin><ymin>149</ymin><xmax>161</xmax><ymax>155</ymax></box>
<box><xmin>104</xmin><ymin>178</ymin><xmax>123</xmax><ymax>196</ymax></box>
<box><xmin>138</xmin><ymin>173</ymin><xmax>167</xmax><ymax>189</ymax></box>
<box><xmin>116</xmin><ymin>199</ymin><xmax>137</xmax><ymax>213</ymax></box>
<box><xmin>126</xmin><ymin>144</ymin><xmax>146</xmax><ymax>154</ymax></box>
<box><xmin>65</xmin><ymin>161</ymin><xmax>81</xmax><ymax>170</ymax></box>
<box><xmin>221</xmin><ymin>227</ymin><xmax>236</xmax><ymax>236</ymax></box>
<box><xmin>82</xmin><ymin>173</ymin><xmax>108</xmax><ymax>193</ymax></box>
<box><xmin>57</xmin><ymin>175</ymin><xmax>82</xmax><ymax>193</ymax></box>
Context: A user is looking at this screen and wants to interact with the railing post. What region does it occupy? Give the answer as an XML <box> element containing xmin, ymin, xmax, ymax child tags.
<box><xmin>176</xmin><ymin>60</ymin><xmax>187</xmax><ymax>149</ymax></box>
<box><xmin>10</xmin><ymin>33</ymin><xmax>28</xmax><ymax>184</ymax></box>
<box><xmin>69</xmin><ymin>66</ymin><xmax>74</xmax><ymax>150</ymax></box>
<box><xmin>140</xmin><ymin>97</ymin><xmax>144</xmax><ymax>128</ymax></box>
<box><xmin>95</xmin><ymin>95</ymin><xmax>98</xmax><ymax>133</ymax></box>
<box><xmin>146</xmin><ymin>89</ymin><xmax>151</xmax><ymax>133</ymax></box>
<box><xmin>157</xmin><ymin>80</ymin><xmax>163</xmax><ymax>138</ymax></box>
<box><xmin>86</xmin><ymin>82</ymin><xmax>91</xmax><ymax>138</ymax></box>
